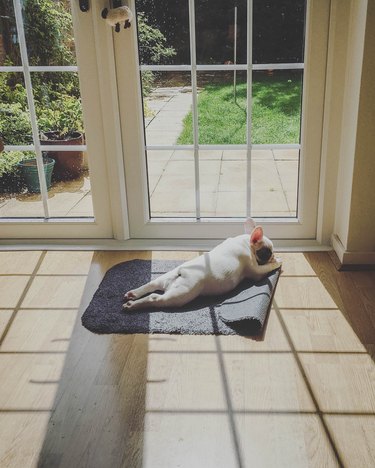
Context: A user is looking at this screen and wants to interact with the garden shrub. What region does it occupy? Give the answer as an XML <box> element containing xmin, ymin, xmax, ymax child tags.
<box><xmin>0</xmin><ymin>151</ymin><xmax>34</xmax><ymax>193</ymax></box>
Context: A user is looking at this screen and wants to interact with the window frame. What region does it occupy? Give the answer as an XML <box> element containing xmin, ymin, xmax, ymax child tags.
<box><xmin>114</xmin><ymin>0</ymin><xmax>330</xmax><ymax>241</ymax></box>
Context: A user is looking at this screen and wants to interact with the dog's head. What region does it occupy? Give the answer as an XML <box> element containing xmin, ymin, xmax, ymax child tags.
<box><xmin>250</xmin><ymin>226</ymin><xmax>274</xmax><ymax>264</ymax></box>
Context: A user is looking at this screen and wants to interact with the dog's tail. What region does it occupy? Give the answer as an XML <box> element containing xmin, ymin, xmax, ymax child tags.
<box><xmin>101</xmin><ymin>8</ymin><xmax>108</xmax><ymax>19</ymax></box>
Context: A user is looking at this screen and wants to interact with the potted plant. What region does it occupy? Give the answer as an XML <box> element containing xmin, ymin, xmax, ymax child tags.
<box><xmin>39</xmin><ymin>95</ymin><xmax>85</xmax><ymax>180</ymax></box>
<box><xmin>18</xmin><ymin>156</ymin><xmax>55</xmax><ymax>193</ymax></box>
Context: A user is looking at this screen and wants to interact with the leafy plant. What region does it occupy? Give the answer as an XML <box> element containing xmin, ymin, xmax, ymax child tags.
<box><xmin>0</xmin><ymin>151</ymin><xmax>34</xmax><ymax>193</ymax></box>
<box><xmin>137</xmin><ymin>12</ymin><xmax>176</xmax><ymax>96</ymax></box>
<box><xmin>23</xmin><ymin>0</ymin><xmax>75</xmax><ymax>66</ymax></box>
<box><xmin>0</xmin><ymin>103</ymin><xmax>33</xmax><ymax>145</ymax></box>
<box><xmin>37</xmin><ymin>95</ymin><xmax>83</xmax><ymax>139</ymax></box>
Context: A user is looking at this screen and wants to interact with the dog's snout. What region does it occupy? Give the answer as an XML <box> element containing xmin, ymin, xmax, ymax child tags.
<box><xmin>256</xmin><ymin>246</ymin><xmax>273</xmax><ymax>265</ymax></box>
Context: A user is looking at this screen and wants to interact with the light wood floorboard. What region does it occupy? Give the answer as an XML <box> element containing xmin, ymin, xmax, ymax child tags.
<box><xmin>0</xmin><ymin>251</ymin><xmax>374</xmax><ymax>468</ymax></box>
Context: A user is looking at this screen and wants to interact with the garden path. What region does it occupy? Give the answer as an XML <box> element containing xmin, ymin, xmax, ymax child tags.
<box><xmin>0</xmin><ymin>88</ymin><xmax>299</xmax><ymax>219</ymax></box>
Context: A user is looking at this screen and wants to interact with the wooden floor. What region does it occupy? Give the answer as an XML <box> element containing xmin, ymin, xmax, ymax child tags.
<box><xmin>0</xmin><ymin>250</ymin><xmax>374</xmax><ymax>468</ymax></box>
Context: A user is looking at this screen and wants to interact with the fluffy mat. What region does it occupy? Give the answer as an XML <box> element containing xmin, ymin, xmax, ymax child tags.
<box><xmin>82</xmin><ymin>259</ymin><xmax>281</xmax><ymax>336</ymax></box>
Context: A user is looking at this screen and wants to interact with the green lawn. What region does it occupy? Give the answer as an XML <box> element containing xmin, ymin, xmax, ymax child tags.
<box><xmin>177</xmin><ymin>74</ymin><xmax>302</xmax><ymax>145</ymax></box>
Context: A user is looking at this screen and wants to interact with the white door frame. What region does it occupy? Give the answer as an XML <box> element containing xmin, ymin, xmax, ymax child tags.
<box><xmin>0</xmin><ymin>0</ymin><xmax>125</xmax><ymax>239</ymax></box>
<box><xmin>114</xmin><ymin>0</ymin><xmax>330</xmax><ymax>242</ymax></box>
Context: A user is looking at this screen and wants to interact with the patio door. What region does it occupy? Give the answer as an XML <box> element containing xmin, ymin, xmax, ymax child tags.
<box><xmin>0</xmin><ymin>0</ymin><xmax>115</xmax><ymax>239</ymax></box>
<box><xmin>115</xmin><ymin>0</ymin><xmax>330</xmax><ymax>241</ymax></box>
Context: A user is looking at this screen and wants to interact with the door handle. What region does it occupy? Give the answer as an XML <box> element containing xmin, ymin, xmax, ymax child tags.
<box><xmin>79</xmin><ymin>0</ymin><xmax>89</xmax><ymax>12</ymax></box>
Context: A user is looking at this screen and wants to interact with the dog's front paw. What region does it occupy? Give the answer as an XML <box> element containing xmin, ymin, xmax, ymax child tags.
<box><xmin>123</xmin><ymin>300</ymin><xmax>136</xmax><ymax>312</ymax></box>
<box><xmin>270</xmin><ymin>256</ymin><xmax>282</xmax><ymax>270</ymax></box>
<box><xmin>124</xmin><ymin>290</ymin><xmax>137</xmax><ymax>301</ymax></box>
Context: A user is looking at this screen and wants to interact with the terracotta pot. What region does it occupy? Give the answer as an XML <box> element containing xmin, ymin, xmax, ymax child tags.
<box><xmin>41</xmin><ymin>131</ymin><xmax>84</xmax><ymax>180</ymax></box>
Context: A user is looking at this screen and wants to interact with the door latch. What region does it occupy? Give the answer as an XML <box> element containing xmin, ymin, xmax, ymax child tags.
<box><xmin>79</xmin><ymin>0</ymin><xmax>89</xmax><ymax>12</ymax></box>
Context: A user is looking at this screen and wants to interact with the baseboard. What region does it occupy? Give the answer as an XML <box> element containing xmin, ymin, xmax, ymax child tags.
<box><xmin>0</xmin><ymin>237</ymin><xmax>332</xmax><ymax>252</ymax></box>
<box><xmin>331</xmin><ymin>234</ymin><xmax>375</xmax><ymax>269</ymax></box>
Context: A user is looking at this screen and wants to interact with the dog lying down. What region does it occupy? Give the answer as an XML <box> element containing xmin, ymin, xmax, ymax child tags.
<box><xmin>123</xmin><ymin>218</ymin><xmax>282</xmax><ymax>312</ymax></box>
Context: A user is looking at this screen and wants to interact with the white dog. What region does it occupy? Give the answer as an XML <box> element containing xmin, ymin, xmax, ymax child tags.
<box><xmin>123</xmin><ymin>218</ymin><xmax>281</xmax><ymax>311</ymax></box>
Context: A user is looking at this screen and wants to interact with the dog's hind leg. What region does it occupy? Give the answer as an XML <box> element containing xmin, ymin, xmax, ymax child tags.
<box><xmin>123</xmin><ymin>268</ymin><xmax>180</xmax><ymax>301</ymax></box>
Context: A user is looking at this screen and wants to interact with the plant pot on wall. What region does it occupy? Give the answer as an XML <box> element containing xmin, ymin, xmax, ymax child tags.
<box><xmin>18</xmin><ymin>157</ymin><xmax>55</xmax><ymax>193</ymax></box>
<box><xmin>41</xmin><ymin>131</ymin><xmax>84</xmax><ymax>180</ymax></box>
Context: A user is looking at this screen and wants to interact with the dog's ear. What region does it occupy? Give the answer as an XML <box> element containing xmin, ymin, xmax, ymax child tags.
<box><xmin>244</xmin><ymin>217</ymin><xmax>256</xmax><ymax>234</ymax></box>
<box><xmin>250</xmin><ymin>226</ymin><xmax>263</xmax><ymax>245</ymax></box>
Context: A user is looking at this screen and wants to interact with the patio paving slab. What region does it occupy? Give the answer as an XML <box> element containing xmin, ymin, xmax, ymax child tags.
<box><xmin>151</xmin><ymin>190</ymin><xmax>216</xmax><ymax>213</ymax></box>
<box><xmin>273</xmin><ymin>149</ymin><xmax>299</xmax><ymax>160</ymax></box>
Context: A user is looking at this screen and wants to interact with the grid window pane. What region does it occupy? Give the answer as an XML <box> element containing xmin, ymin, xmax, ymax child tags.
<box><xmin>0</xmin><ymin>72</ymin><xmax>32</xmax><ymax>145</ymax></box>
<box><xmin>250</xmin><ymin>148</ymin><xmax>299</xmax><ymax>218</ymax></box>
<box><xmin>252</xmin><ymin>70</ymin><xmax>303</xmax><ymax>145</ymax></box>
<box><xmin>136</xmin><ymin>0</ymin><xmax>190</xmax><ymax>65</ymax></box>
<box><xmin>142</xmin><ymin>71</ymin><xmax>192</xmax><ymax>146</ymax></box>
<box><xmin>0</xmin><ymin>0</ymin><xmax>21</xmax><ymax>65</ymax></box>
<box><xmin>195</xmin><ymin>0</ymin><xmax>247</xmax><ymax>65</ymax></box>
<box><xmin>148</xmin><ymin>150</ymin><xmax>197</xmax><ymax>217</ymax></box>
<box><xmin>196</xmin><ymin>71</ymin><xmax>247</xmax><ymax>145</ymax></box>
<box><xmin>22</xmin><ymin>0</ymin><xmax>77</xmax><ymax>66</ymax></box>
<box><xmin>253</xmin><ymin>0</ymin><xmax>306</xmax><ymax>64</ymax></box>
<box><xmin>0</xmin><ymin>151</ymin><xmax>44</xmax><ymax>217</ymax></box>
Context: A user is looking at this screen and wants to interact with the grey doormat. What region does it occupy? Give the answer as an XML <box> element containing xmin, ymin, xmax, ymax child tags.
<box><xmin>82</xmin><ymin>260</ymin><xmax>281</xmax><ymax>336</ymax></box>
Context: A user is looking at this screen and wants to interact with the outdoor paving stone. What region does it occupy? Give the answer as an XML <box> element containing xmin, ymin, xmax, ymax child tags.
<box><xmin>146</xmin><ymin>150</ymin><xmax>174</xmax><ymax>161</ymax></box>
<box><xmin>249</xmin><ymin>160</ymin><xmax>284</xmax><ymax>192</ymax></box>
<box><xmin>151</xmin><ymin>190</ymin><xmax>216</xmax><ymax>213</ymax></box>
<box><xmin>169</xmin><ymin>151</ymin><xmax>195</xmax><ymax>161</ymax></box>
<box><xmin>66</xmin><ymin>194</ymin><xmax>94</xmax><ymax>217</ymax></box>
<box><xmin>163</xmin><ymin>160</ymin><xmax>221</xmax><ymax>176</ymax></box>
<box><xmin>146</xmin><ymin>131</ymin><xmax>180</xmax><ymax>146</ymax></box>
<box><xmin>147</xmin><ymin>118</ymin><xmax>185</xmax><ymax>131</ymax></box>
<box><xmin>154</xmin><ymin>174</ymin><xmax>195</xmax><ymax>192</ymax></box>
<box><xmin>215</xmin><ymin>191</ymin><xmax>247</xmax><ymax>217</ymax></box>
<box><xmin>276</xmin><ymin>161</ymin><xmax>299</xmax><ymax>192</ymax></box>
<box><xmin>148</xmin><ymin>175</ymin><xmax>162</xmax><ymax>195</ymax></box>
<box><xmin>273</xmin><ymin>149</ymin><xmax>299</xmax><ymax>160</ymax></box>
<box><xmin>222</xmin><ymin>150</ymin><xmax>247</xmax><ymax>160</ymax></box>
<box><xmin>47</xmin><ymin>191</ymin><xmax>89</xmax><ymax>218</ymax></box>
<box><xmin>251</xmin><ymin>190</ymin><xmax>290</xmax><ymax>213</ymax></box>
<box><xmin>218</xmin><ymin>161</ymin><xmax>247</xmax><ymax>192</ymax></box>
<box><xmin>0</xmin><ymin>197</ymin><xmax>44</xmax><ymax>218</ymax></box>
<box><xmin>147</xmin><ymin>160</ymin><xmax>168</xmax><ymax>176</ymax></box>
<box><xmin>169</xmin><ymin>151</ymin><xmax>223</xmax><ymax>161</ymax></box>
<box><xmin>285</xmin><ymin>190</ymin><xmax>298</xmax><ymax>213</ymax></box>
<box><xmin>222</xmin><ymin>150</ymin><xmax>274</xmax><ymax>160</ymax></box>
<box><xmin>198</xmin><ymin>150</ymin><xmax>223</xmax><ymax>160</ymax></box>
<box><xmin>251</xmin><ymin>150</ymin><xmax>274</xmax><ymax>160</ymax></box>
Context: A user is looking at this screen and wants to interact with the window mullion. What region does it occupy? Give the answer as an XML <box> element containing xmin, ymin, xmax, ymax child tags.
<box><xmin>246</xmin><ymin>0</ymin><xmax>253</xmax><ymax>218</ymax></box>
<box><xmin>188</xmin><ymin>0</ymin><xmax>201</xmax><ymax>220</ymax></box>
<box><xmin>13</xmin><ymin>0</ymin><xmax>50</xmax><ymax>218</ymax></box>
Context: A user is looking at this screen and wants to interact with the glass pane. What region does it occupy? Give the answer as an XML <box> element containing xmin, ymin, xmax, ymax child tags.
<box><xmin>253</xmin><ymin>0</ymin><xmax>306</xmax><ymax>64</ymax></box>
<box><xmin>252</xmin><ymin>70</ymin><xmax>302</xmax><ymax>145</ymax></box>
<box><xmin>32</xmin><ymin>72</ymin><xmax>83</xmax><ymax>137</ymax></box>
<box><xmin>0</xmin><ymin>72</ymin><xmax>33</xmax><ymax>145</ymax></box>
<box><xmin>250</xmin><ymin>148</ymin><xmax>299</xmax><ymax>217</ymax></box>
<box><xmin>196</xmin><ymin>71</ymin><xmax>247</xmax><ymax>145</ymax></box>
<box><xmin>0</xmin><ymin>151</ymin><xmax>44</xmax><ymax>217</ymax></box>
<box><xmin>196</xmin><ymin>0</ymin><xmax>247</xmax><ymax>65</ymax></box>
<box><xmin>23</xmin><ymin>0</ymin><xmax>77</xmax><ymax>66</ymax></box>
<box><xmin>31</xmin><ymin>72</ymin><xmax>93</xmax><ymax>218</ymax></box>
<box><xmin>216</xmin><ymin>150</ymin><xmax>247</xmax><ymax>217</ymax></box>
<box><xmin>148</xmin><ymin>150</ymin><xmax>196</xmax><ymax>217</ymax></box>
<box><xmin>47</xmin><ymin>156</ymin><xmax>93</xmax><ymax>218</ymax></box>
<box><xmin>0</xmin><ymin>0</ymin><xmax>21</xmax><ymax>65</ymax></box>
<box><xmin>136</xmin><ymin>0</ymin><xmax>189</xmax><ymax>65</ymax></box>
<box><xmin>142</xmin><ymin>71</ymin><xmax>192</xmax><ymax>146</ymax></box>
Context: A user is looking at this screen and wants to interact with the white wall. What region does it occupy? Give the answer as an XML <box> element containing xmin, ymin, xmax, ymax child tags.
<box><xmin>328</xmin><ymin>0</ymin><xmax>375</xmax><ymax>263</ymax></box>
